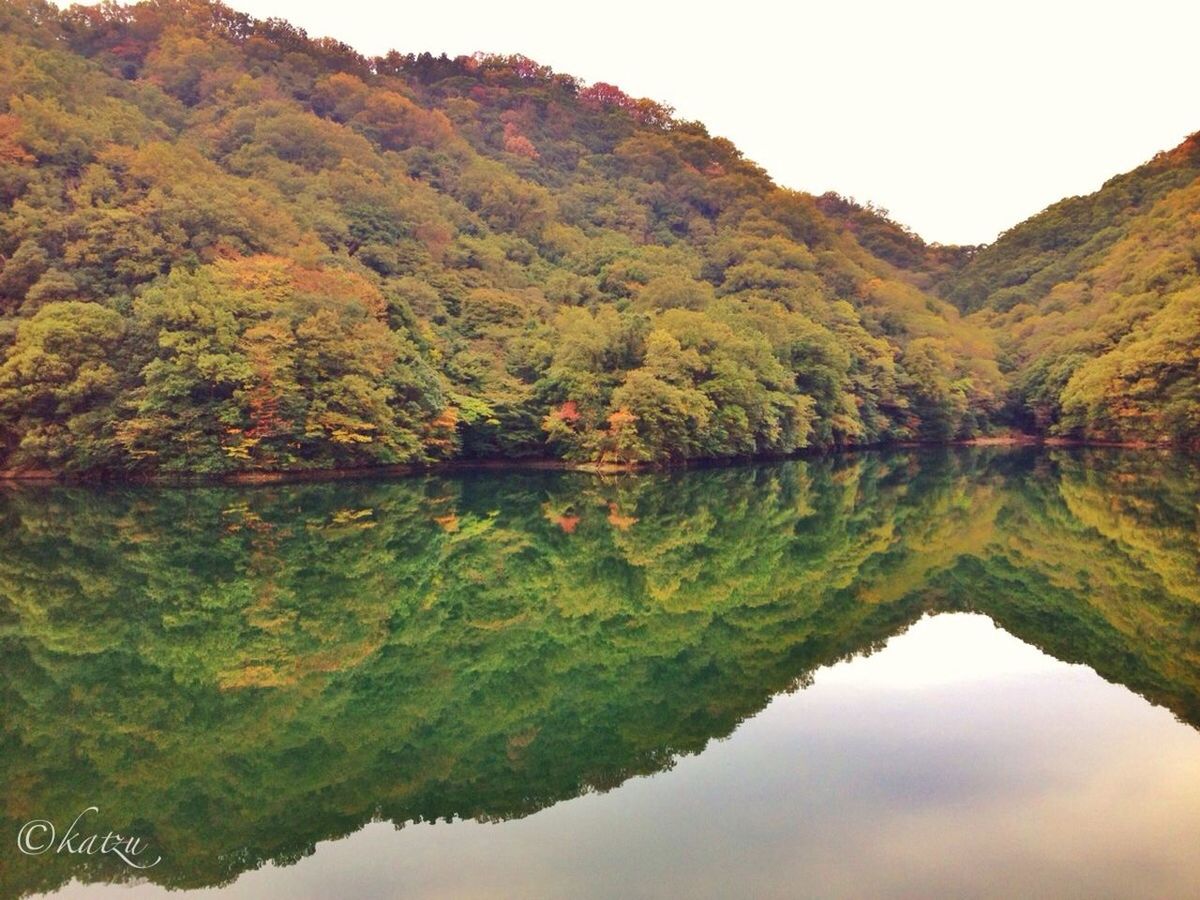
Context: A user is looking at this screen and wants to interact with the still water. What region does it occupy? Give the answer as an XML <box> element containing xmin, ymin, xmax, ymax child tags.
<box><xmin>2</xmin><ymin>447</ymin><xmax>1199</xmax><ymax>898</ymax></box>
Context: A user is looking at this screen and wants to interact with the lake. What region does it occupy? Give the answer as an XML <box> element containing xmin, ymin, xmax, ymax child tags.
<box><xmin>2</xmin><ymin>447</ymin><xmax>1199</xmax><ymax>898</ymax></box>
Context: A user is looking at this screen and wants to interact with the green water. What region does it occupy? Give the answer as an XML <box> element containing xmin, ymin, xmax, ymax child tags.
<box><xmin>2</xmin><ymin>447</ymin><xmax>1199</xmax><ymax>898</ymax></box>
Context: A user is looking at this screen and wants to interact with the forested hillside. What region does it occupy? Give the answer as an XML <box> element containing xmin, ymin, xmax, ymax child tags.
<box><xmin>0</xmin><ymin>0</ymin><xmax>1196</xmax><ymax>478</ymax></box>
<box><xmin>820</xmin><ymin>130</ymin><xmax>1200</xmax><ymax>447</ymax></box>
<box><xmin>0</xmin><ymin>0</ymin><xmax>1002</xmax><ymax>476</ymax></box>
<box><xmin>934</xmin><ymin>133</ymin><xmax>1200</xmax><ymax>444</ymax></box>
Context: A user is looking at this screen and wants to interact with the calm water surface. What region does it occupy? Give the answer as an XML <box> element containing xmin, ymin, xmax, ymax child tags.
<box><xmin>2</xmin><ymin>448</ymin><xmax>1198</xmax><ymax>898</ymax></box>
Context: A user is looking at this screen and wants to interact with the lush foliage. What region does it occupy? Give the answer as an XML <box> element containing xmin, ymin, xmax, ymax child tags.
<box><xmin>2</xmin><ymin>447</ymin><xmax>1198</xmax><ymax>896</ymax></box>
<box><xmin>2</xmin><ymin>0</ymin><xmax>1196</xmax><ymax>467</ymax></box>
<box><xmin>931</xmin><ymin>133</ymin><xmax>1200</xmax><ymax>443</ymax></box>
<box><xmin>0</xmin><ymin>0</ymin><xmax>1004</xmax><ymax>474</ymax></box>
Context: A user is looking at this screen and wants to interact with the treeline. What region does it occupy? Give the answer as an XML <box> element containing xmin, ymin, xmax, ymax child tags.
<box><xmin>2</xmin><ymin>0</ymin><xmax>1194</xmax><ymax>471</ymax></box>
<box><xmin>0</xmin><ymin>0</ymin><xmax>1002</xmax><ymax>475</ymax></box>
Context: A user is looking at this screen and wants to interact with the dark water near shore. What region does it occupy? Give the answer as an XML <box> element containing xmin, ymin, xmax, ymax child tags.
<box><xmin>2</xmin><ymin>447</ymin><xmax>1199</xmax><ymax>898</ymax></box>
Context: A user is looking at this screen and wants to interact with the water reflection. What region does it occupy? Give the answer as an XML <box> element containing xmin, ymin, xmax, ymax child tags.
<box><xmin>1</xmin><ymin>448</ymin><xmax>1198</xmax><ymax>897</ymax></box>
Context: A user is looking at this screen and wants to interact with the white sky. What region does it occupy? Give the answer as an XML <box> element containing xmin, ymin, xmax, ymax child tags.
<box><xmin>73</xmin><ymin>0</ymin><xmax>1200</xmax><ymax>245</ymax></box>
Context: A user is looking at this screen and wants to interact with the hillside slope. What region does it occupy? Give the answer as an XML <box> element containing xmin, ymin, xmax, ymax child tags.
<box><xmin>825</xmin><ymin>131</ymin><xmax>1200</xmax><ymax>445</ymax></box>
<box><xmin>0</xmin><ymin>0</ymin><xmax>1001</xmax><ymax>476</ymax></box>
<box><xmin>938</xmin><ymin>133</ymin><xmax>1200</xmax><ymax>441</ymax></box>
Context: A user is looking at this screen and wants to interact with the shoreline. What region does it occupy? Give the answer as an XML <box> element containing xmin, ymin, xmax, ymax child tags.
<box><xmin>0</xmin><ymin>434</ymin><xmax>1182</xmax><ymax>488</ymax></box>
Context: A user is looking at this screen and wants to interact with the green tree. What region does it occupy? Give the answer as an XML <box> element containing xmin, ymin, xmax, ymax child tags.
<box><xmin>0</xmin><ymin>301</ymin><xmax>126</xmax><ymax>470</ymax></box>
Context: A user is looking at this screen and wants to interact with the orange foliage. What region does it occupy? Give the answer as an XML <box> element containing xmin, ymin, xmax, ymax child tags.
<box><xmin>607</xmin><ymin>408</ymin><xmax>636</xmax><ymax>429</ymax></box>
<box><xmin>216</xmin><ymin>255</ymin><xmax>386</xmax><ymax>317</ymax></box>
<box><xmin>577</xmin><ymin>82</ymin><xmax>674</xmax><ymax>127</ymax></box>
<box><xmin>414</xmin><ymin>221</ymin><xmax>453</xmax><ymax>260</ymax></box>
<box><xmin>552</xmin><ymin>513</ymin><xmax>580</xmax><ymax>534</ymax></box>
<box><xmin>425</xmin><ymin>406</ymin><xmax>460</xmax><ymax>456</ymax></box>
<box><xmin>606</xmin><ymin>502</ymin><xmax>638</xmax><ymax>531</ymax></box>
<box><xmin>0</xmin><ymin>115</ymin><xmax>34</xmax><ymax>165</ymax></box>
<box><xmin>503</xmin><ymin>122</ymin><xmax>539</xmax><ymax>159</ymax></box>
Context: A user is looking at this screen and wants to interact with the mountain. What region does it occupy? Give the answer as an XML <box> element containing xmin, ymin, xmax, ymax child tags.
<box><xmin>936</xmin><ymin>133</ymin><xmax>1200</xmax><ymax>442</ymax></box>
<box><xmin>819</xmin><ymin>131</ymin><xmax>1200</xmax><ymax>446</ymax></box>
<box><xmin>0</xmin><ymin>0</ymin><xmax>1002</xmax><ymax>476</ymax></box>
<box><xmin>0</xmin><ymin>0</ymin><xmax>1195</xmax><ymax>479</ymax></box>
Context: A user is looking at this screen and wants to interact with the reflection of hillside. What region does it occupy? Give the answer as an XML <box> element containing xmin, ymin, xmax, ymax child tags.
<box><xmin>951</xmin><ymin>451</ymin><xmax>1200</xmax><ymax>726</ymax></box>
<box><xmin>0</xmin><ymin>448</ymin><xmax>1197</xmax><ymax>896</ymax></box>
<box><xmin>1056</xmin><ymin>454</ymin><xmax>1200</xmax><ymax>603</ymax></box>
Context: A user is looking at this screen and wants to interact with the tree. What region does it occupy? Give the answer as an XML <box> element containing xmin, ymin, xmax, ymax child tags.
<box><xmin>900</xmin><ymin>338</ymin><xmax>968</xmax><ymax>441</ymax></box>
<box><xmin>0</xmin><ymin>301</ymin><xmax>126</xmax><ymax>470</ymax></box>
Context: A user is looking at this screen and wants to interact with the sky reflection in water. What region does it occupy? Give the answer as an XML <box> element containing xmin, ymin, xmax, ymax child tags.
<box><xmin>4</xmin><ymin>448</ymin><xmax>1199</xmax><ymax>899</ymax></box>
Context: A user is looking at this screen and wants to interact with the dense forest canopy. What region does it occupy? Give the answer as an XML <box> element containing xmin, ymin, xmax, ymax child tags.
<box><xmin>0</xmin><ymin>0</ymin><xmax>1195</xmax><ymax>476</ymax></box>
<box><xmin>931</xmin><ymin>133</ymin><xmax>1200</xmax><ymax>443</ymax></box>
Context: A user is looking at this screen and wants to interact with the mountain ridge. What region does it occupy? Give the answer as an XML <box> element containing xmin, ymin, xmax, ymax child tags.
<box><xmin>0</xmin><ymin>0</ymin><xmax>1195</xmax><ymax>477</ymax></box>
